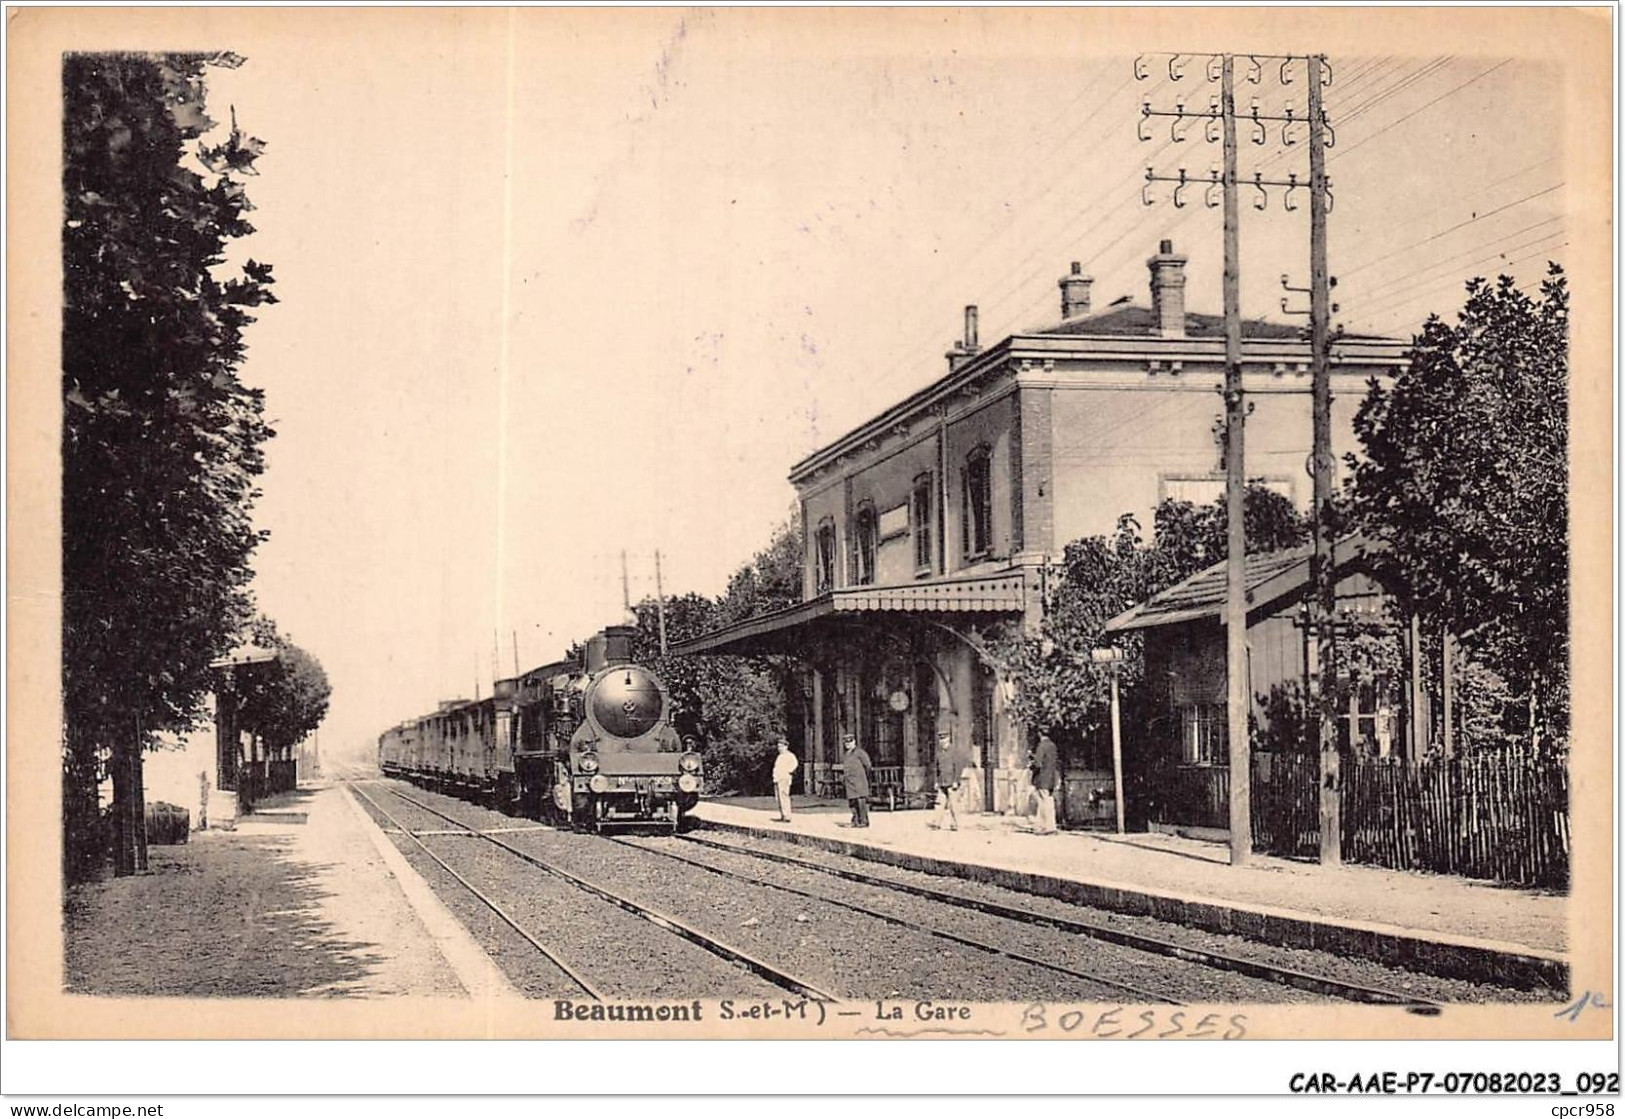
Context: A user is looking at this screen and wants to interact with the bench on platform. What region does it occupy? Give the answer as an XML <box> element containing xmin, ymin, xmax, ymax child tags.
<box><xmin>811</xmin><ymin>765</ymin><xmax>930</xmax><ymax>809</ymax></box>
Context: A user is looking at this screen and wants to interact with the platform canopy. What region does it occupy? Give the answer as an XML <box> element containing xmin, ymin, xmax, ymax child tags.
<box><xmin>209</xmin><ymin>645</ymin><xmax>280</xmax><ymax>669</ymax></box>
<box><xmin>671</xmin><ymin>571</ymin><xmax>1029</xmax><ymax>658</ymax></box>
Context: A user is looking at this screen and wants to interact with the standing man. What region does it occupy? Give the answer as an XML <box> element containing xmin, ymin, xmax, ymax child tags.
<box><xmin>1030</xmin><ymin>732</ymin><xmax>1061</xmax><ymax>835</ymax></box>
<box><xmin>771</xmin><ymin>738</ymin><xmax>797</xmax><ymax>822</ymax></box>
<box><xmin>929</xmin><ymin>729</ymin><xmax>963</xmax><ymax>832</ymax></box>
<box><xmin>841</xmin><ymin>733</ymin><xmax>872</xmax><ymax>828</ymax></box>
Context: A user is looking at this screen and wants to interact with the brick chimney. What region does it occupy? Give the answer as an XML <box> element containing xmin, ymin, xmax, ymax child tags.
<box><xmin>1058</xmin><ymin>261</ymin><xmax>1093</xmax><ymax>321</ymax></box>
<box><xmin>1146</xmin><ymin>239</ymin><xmax>1187</xmax><ymax>338</ymax></box>
<box><xmin>945</xmin><ymin>304</ymin><xmax>982</xmax><ymax>372</ymax></box>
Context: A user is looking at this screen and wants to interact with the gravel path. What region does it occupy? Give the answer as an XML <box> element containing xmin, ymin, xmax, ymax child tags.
<box><xmin>353</xmin><ymin>783</ymin><xmax>785</xmax><ymax>1000</ymax></box>
<box><xmin>66</xmin><ymin>788</ymin><xmax>465</xmax><ymax>998</ymax></box>
<box><xmin>699</xmin><ymin>831</ymin><xmax>1558</xmax><ymax>1004</ymax></box>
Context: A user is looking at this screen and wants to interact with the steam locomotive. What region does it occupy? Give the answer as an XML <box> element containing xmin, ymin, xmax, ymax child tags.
<box><xmin>377</xmin><ymin>626</ymin><xmax>702</xmax><ymax>830</ymax></box>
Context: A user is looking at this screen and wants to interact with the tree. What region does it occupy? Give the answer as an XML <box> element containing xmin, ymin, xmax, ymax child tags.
<box><xmin>627</xmin><ymin>591</ymin><xmax>724</xmax><ymax>745</ymax></box>
<box><xmin>713</xmin><ymin>510</ymin><xmax>803</xmax><ymax>626</ymax></box>
<box><xmin>61</xmin><ymin>53</ymin><xmax>275</xmax><ymax>880</ymax></box>
<box><xmin>1348</xmin><ymin>266</ymin><xmax>1569</xmax><ymax>748</ymax></box>
<box><xmin>624</xmin><ymin>512</ymin><xmax>805</xmax><ymax>793</ymax></box>
<box><xmin>235</xmin><ymin>627</ymin><xmax>332</xmax><ymax>758</ymax></box>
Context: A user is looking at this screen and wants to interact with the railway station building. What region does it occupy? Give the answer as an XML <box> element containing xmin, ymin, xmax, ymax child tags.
<box><xmin>675</xmin><ymin>241</ymin><xmax>1407</xmax><ymax>820</ymax></box>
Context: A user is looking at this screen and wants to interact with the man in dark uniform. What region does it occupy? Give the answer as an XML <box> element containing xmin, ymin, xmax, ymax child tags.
<box><xmin>1030</xmin><ymin>732</ymin><xmax>1060</xmax><ymax>834</ymax></box>
<box><xmin>841</xmin><ymin>733</ymin><xmax>872</xmax><ymax>828</ymax></box>
<box><xmin>929</xmin><ymin>729</ymin><xmax>964</xmax><ymax>831</ymax></box>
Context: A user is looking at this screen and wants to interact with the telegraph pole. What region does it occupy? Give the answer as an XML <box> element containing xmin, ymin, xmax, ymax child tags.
<box><xmin>1307</xmin><ymin>53</ymin><xmax>1341</xmax><ymax>865</ymax></box>
<box><xmin>1219</xmin><ymin>54</ymin><xmax>1251</xmax><ymax>866</ymax></box>
<box><xmin>1139</xmin><ymin>50</ymin><xmax>1338</xmax><ymax>866</ymax></box>
<box><xmin>620</xmin><ymin>549</ymin><xmax>632</xmax><ymax>619</ymax></box>
<box><xmin>654</xmin><ymin>549</ymin><xmax>669</xmax><ymax>656</ymax></box>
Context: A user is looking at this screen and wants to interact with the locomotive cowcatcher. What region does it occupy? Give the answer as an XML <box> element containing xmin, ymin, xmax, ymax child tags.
<box><xmin>378</xmin><ymin>626</ymin><xmax>703</xmax><ymax>830</ymax></box>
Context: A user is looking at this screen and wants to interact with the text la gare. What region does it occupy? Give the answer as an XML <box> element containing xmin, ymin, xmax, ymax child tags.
<box><xmin>875</xmin><ymin>1000</ymin><xmax>973</xmax><ymax>1022</ymax></box>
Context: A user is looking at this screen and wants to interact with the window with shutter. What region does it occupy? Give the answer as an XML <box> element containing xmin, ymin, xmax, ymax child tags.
<box><xmin>964</xmin><ymin>447</ymin><xmax>992</xmax><ymax>560</ymax></box>
<box><xmin>815</xmin><ymin>519</ymin><xmax>836</xmax><ymax>594</ymax></box>
<box><xmin>854</xmin><ymin>504</ymin><xmax>877</xmax><ymax>585</ymax></box>
<box><xmin>911</xmin><ymin>473</ymin><xmax>933</xmax><ymax>574</ymax></box>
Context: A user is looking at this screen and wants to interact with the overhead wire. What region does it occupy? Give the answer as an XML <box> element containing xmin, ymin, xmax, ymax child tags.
<box><xmin>1355</xmin><ymin>216</ymin><xmax>1564</xmax><ymax>302</ymax></box>
<box><xmin>850</xmin><ymin>65</ymin><xmax>1142</xmax><ymax>391</ymax></box>
<box><xmin>970</xmin><ymin>128</ymin><xmax>1182</xmax><ymax>325</ymax></box>
<box><xmin>1335</xmin><ymin>57</ymin><xmax>1451</xmax><ymax>125</ymax></box>
<box><xmin>1332</xmin><ymin>58</ymin><xmax>1513</xmax><ymax>160</ymax></box>
<box><xmin>860</xmin><ymin>68</ymin><xmax>1167</xmax><ymax>397</ymax></box>
<box><xmin>1334</xmin><ymin>153</ymin><xmax>1557</xmax><ymax>273</ymax></box>
<box><xmin>845</xmin><ymin>52</ymin><xmax>1536</xmax><ymax>413</ymax></box>
<box><xmin>1357</xmin><ymin>237</ymin><xmax>1569</xmax><ymax>327</ymax></box>
<box><xmin>1337</xmin><ymin>181</ymin><xmax>1565</xmax><ymax>277</ymax></box>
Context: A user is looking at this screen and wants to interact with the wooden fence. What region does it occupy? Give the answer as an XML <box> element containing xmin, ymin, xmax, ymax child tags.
<box><xmin>1248</xmin><ymin>751</ymin><xmax>1569</xmax><ymax>887</ymax></box>
<box><xmin>1250</xmin><ymin>752</ymin><xmax>1320</xmax><ymax>859</ymax></box>
<box><xmin>236</xmin><ymin>759</ymin><xmax>300</xmax><ymax>809</ymax></box>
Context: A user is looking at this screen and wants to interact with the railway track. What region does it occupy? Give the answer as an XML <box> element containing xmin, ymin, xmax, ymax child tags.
<box><xmin>347</xmin><ymin>782</ymin><xmax>605</xmax><ymax>999</ymax></box>
<box><xmin>609</xmin><ymin>833</ymin><xmax>1180</xmax><ymax>1004</ymax></box>
<box><xmin>354</xmin><ymin>778</ymin><xmax>1439</xmax><ymax>1007</ymax></box>
<box><xmin>658</xmin><ymin>831</ymin><xmax>1436</xmax><ymax>1009</ymax></box>
<box><xmin>350</xmin><ymin>780</ymin><xmax>837</xmax><ymax>1002</ymax></box>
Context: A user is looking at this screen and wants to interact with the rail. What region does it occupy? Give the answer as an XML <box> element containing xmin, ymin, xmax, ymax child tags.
<box><xmin>610</xmin><ymin>834</ymin><xmax>1178</xmax><ymax>1004</ymax></box>
<box><xmin>359</xmin><ymin>780</ymin><xmax>838</xmax><ymax>1002</ymax></box>
<box><xmin>671</xmin><ymin>833</ymin><xmax>1439</xmax><ymax>1008</ymax></box>
<box><xmin>346</xmin><ymin>781</ymin><xmax>604</xmax><ymax>1000</ymax></box>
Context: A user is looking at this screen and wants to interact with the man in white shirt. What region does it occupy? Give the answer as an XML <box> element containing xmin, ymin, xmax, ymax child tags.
<box><xmin>771</xmin><ymin>739</ymin><xmax>798</xmax><ymax>822</ymax></box>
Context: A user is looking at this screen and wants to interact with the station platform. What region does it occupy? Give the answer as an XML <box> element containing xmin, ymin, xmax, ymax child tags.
<box><xmin>689</xmin><ymin>795</ymin><xmax>1569</xmax><ymax>989</ymax></box>
<box><xmin>65</xmin><ymin>780</ymin><xmax>512</xmax><ymax>999</ymax></box>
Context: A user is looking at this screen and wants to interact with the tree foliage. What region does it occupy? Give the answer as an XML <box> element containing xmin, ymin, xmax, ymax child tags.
<box><xmin>623</xmin><ymin>511</ymin><xmax>804</xmax><ymax>793</ymax></box>
<box><xmin>1347</xmin><ymin>266</ymin><xmax>1569</xmax><ymax>748</ymax></box>
<box><xmin>235</xmin><ymin>623</ymin><xmax>332</xmax><ymax>755</ymax></box>
<box><xmin>61</xmin><ymin>53</ymin><xmax>275</xmax><ymax>880</ymax></box>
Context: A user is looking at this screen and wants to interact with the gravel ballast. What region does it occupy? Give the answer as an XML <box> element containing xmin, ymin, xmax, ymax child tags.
<box><xmin>700</xmin><ymin>830</ymin><xmax>1559</xmax><ymax>1004</ymax></box>
<box><xmin>353</xmin><ymin>784</ymin><xmax>785</xmax><ymax>1000</ymax></box>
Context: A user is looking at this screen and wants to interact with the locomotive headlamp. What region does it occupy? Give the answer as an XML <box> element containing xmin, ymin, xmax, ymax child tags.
<box><xmin>577</xmin><ymin>754</ymin><xmax>600</xmax><ymax>774</ymax></box>
<box><xmin>589</xmin><ymin>774</ymin><xmax>610</xmax><ymax>794</ymax></box>
<box><xmin>679</xmin><ymin>752</ymin><xmax>703</xmax><ymax>774</ymax></box>
<box><xmin>677</xmin><ymin>773</ymin><xmax>701</xmax><ymax>793</ymax></box>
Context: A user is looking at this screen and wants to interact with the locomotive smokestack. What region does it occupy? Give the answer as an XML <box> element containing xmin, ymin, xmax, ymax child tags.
<box><xmin>601</xmin><ymin>625</ymin><xmax>636</xmax><ymax>666</ymax></box>
<box><xmin>585</xmin><ymin>625</ymin><xmax>638</xmax><ymax>672</ymax></box>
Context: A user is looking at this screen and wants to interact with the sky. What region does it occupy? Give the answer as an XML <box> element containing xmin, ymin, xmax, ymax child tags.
<box><xmin>164</xmin><ymin>10</ymin><xmax>1579</xmax><ymax>763</ymax></box>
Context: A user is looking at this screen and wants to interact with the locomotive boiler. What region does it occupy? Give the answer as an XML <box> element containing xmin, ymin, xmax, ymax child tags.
<box><xmin>377</xmin><ymin>625</ymin><xmax>702</xmax><ymax>830</ymax></box>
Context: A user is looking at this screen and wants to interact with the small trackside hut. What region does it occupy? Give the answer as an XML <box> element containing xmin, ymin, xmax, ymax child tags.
<box><xmin>1102</xmin><ymin>537</ymin><xmax>1407</xmax><ymax>841</ymax></box>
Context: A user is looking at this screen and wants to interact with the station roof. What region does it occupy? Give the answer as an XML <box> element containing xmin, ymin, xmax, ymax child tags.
<box><xmin>1103</xmin><ymin>535</ymin><xmax>1381</xmax><ymax>633</ymax></box>
<box><xmin>671</xmin><ymin>570</ymin><xmax>1027</xmax><ymax>658</ymax></box>
<box><xmin>1034</xmin><ymin>303</ymin><xmax>1390</xmax><ymax>342</ymax></box>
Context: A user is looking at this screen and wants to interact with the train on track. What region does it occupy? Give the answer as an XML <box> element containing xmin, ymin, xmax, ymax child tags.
<box><xmin>378</xmin><ymin>625</ymin><xmax>703</xmax><ymax>830</ymax></box>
